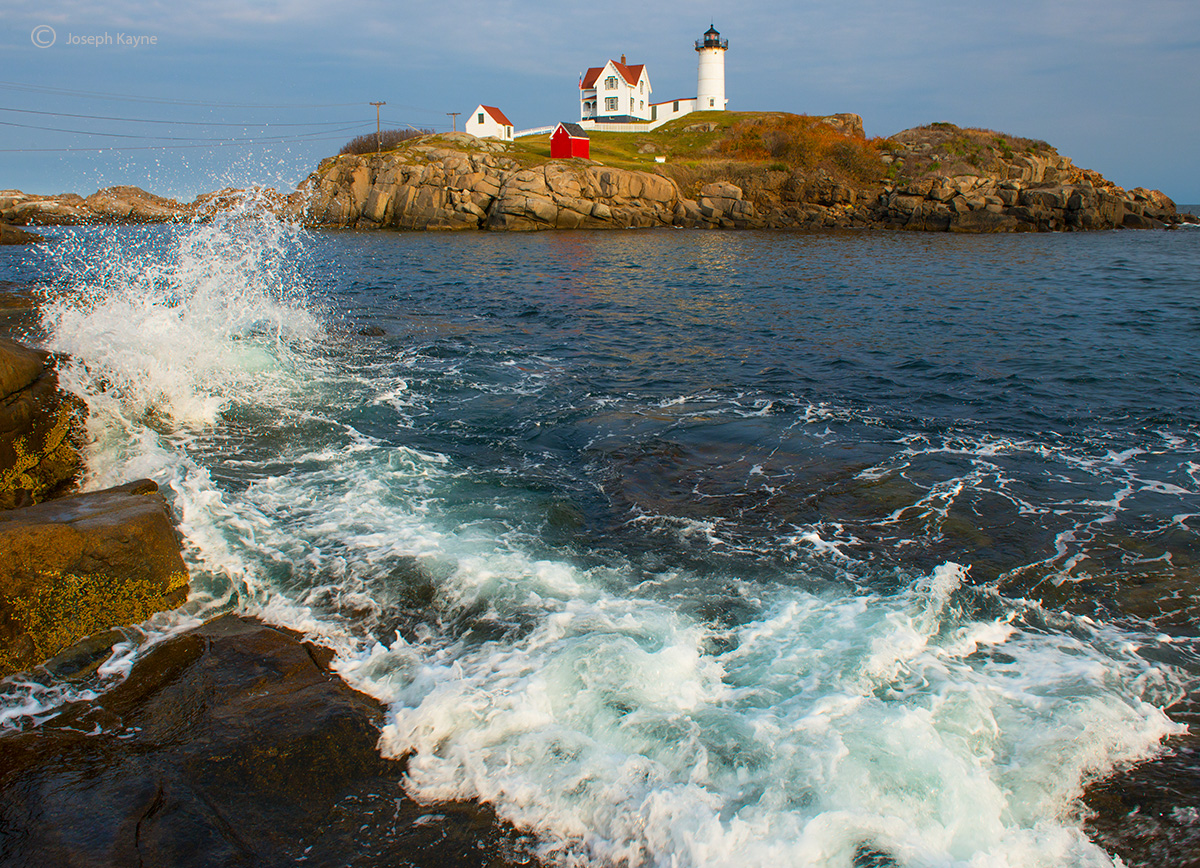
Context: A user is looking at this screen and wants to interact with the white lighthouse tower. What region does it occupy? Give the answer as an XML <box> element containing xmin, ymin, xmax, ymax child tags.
<box><xmin>695</xmin><ymin>24</ymin><xmax>728</xmax><ymax>111</ymax></box>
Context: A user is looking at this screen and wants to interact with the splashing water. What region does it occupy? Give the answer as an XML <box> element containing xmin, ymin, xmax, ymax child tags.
<box><xmin>40</xmin><ymin>194</ymin><xmax>323</xmax><ymax>434</ymax></box>
<box><xmin>6</xmin><ymin>223</ymin><xmax>1196</xmax><ymax>868</ymax></box>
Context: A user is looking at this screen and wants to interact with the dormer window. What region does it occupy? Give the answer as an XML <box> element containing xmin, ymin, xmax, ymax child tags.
<box><xmin>605</xmin><ymin>76</ymin><xmax>617</xmax><ymax>89</ymax></box>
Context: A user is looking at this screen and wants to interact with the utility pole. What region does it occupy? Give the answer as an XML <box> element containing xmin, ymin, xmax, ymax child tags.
<box><xmin>370</xmin><ymin>101</ymin><xmax>386</xmax><ymax>151</ymax></box>
<box><xmin>446</xmin><ymin>112</ymin><xmax>461</xmax><ymax>132</ymax></box>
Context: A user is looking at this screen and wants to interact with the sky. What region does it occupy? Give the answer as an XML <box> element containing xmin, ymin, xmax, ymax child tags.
<box><xmin>2</xmin><ymin>0</ymin><xmax>1198</xmax><ymax>202</ymax></box>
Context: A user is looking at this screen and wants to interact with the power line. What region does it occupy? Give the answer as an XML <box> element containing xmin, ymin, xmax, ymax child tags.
<box><xmin>0</xmin><ymin>80</ymin><xmax>363</xmax><ymax>109</ymax></box>
<box><xmin>0</xmin><ymin>119</ymin><xmax>371</xmax><ymax>144</ymax></box>
<box><xmin>0</xmin><ymin>132</ymin><xmax>370</xmax><ymax>154</ymax></box>
<box><xmin>0</xmin><ymin>82</ymin><xmax>444</xmax><ymax>116</ymax></box>
<box><xmin>0</xmin><ymin>106</ymin><xmax>367</xmax><ymax>128</ymax></box>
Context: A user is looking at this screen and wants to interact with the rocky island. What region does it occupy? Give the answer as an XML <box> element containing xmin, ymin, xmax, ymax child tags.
<box><xmin>2</xmin><ymin>113</ymin><xmax>1195</xmax><ymax>236</ymax></box>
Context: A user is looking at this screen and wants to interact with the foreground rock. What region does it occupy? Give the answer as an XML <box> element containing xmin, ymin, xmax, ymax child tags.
<box><xmin>0</xmin><ymin>614</ymin><xmax>532</xmax><ymax>868</ymax></box>
<box><xmin>0</xmin><ymin>479</ymin><xmax>188</xmax><ymax>677</ymax></box>
<box><xmin>1083</xmin><ymin>697</ymin><xmax>1200</xmax><ymax>868</ymax></box>
<box><xmin>0</xmin><ymin>338</ymin><xmax>85</xmax><ymax>510</ymax></box>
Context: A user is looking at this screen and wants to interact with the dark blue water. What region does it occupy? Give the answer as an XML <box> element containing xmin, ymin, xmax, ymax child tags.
<box><xmin>5</xmin><ymin>220</ymin><xmax>1200</xmax><ymax>867</ymax></box>
<box><xmin>316</xmin><ymin>229</ymin><xmax>1200</xmax><ymax>609</ymax></box>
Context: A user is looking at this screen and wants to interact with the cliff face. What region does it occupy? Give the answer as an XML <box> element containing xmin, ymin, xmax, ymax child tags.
<box><xmin>296</xmin><ymin>132</ymin><xmax>1193</xmax><ymax>233</ymax></box>
<box><xmin>299</xmin><ymin>141</ymin><xmax>684</xmax><ymax>231</ymax></box>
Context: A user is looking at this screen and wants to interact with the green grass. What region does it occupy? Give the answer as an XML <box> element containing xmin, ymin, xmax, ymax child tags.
<box><xmin>507</xmin><ymin>112</ymin><xmax>748</xmax><ymax>171</ymax></box>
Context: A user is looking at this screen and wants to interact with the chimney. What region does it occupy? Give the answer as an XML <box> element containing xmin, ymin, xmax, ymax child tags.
<box><xmin>620</xmin><ymin>54</ymin><xmax>626</xmax><ymax>65</ymax></box>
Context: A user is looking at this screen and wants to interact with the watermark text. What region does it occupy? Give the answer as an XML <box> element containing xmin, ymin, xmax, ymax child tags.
<box><xmin>32</xmin><ymin>26</ymin><xmax>159</xmax><ymax>48</ymax></box>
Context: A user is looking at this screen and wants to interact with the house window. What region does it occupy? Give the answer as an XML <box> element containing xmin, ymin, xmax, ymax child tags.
<box><xmin>673</xmin><ymin>100</ymin><xmax>679</xmax><ymax>112</ymax></box>
<box><xmin>652</xmin><ymin>105</ymin><xmax>657</xmax><ymax>120</ymax></box>
<box><xmin>605</xmin><ymin>76</ymin><xmax>617</xmax><ymax>89</ymax></box>
<box><xmin>477</xmin><ymin>113</ymin><xmax>484</xmax><ymax>124</ymax></box>
<box><xmin>640</xmin><ymin>81</ymin><xmax>644</xmax><ymax>93</ymax></box>
<box><xmin>640</xmin><ymin>100</ymin><xmax>644</xmax><ymax>110</ymax></box>
<box><xmin>605</xmin><ymin>97</ymin><xmax>618</xmax><ymax>111</ymax></box>
<box><xmin>506</xmin><ymin>126</ymin><xmax>511</xmax><ymax>137</ymax></box>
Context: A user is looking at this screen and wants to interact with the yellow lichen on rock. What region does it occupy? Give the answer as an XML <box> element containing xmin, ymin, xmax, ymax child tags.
<box><xmin>0</xmin><ymin>569</ymin><xmax>187</xmax><ymax>675</ymax></box>
<box><xmin>0</xmin><ymin>401</ymin><xmax>83</xmax><ymax>504</ymax></box>
<box><xmin>0</xmin><ymin>480</ymin><xmax>190</xmax><ymax>678</ymax></box>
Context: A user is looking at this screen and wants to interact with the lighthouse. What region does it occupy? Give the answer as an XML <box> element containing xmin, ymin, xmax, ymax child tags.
<box><xmin>695</xmin><ymin>24</ymin><xmax>728</xmax><ymax>111</ymax></box>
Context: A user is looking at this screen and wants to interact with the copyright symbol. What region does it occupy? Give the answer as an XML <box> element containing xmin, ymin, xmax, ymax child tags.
<box><xmin>31</xmin><ymin>25</ymin><xmax>56</xmax><ymax>48</ymax></box>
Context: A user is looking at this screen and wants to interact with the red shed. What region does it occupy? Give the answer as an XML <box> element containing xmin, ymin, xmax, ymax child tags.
<box><xmin>550</xmin><ymin>122</ymin><xmax>590</xmax><ymax>159</ymax></box>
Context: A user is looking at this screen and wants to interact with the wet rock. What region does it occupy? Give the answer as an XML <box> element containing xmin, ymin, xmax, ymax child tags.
<box><xmin>0</xmin><ymin>479</ymin><xmax>188</xmax><ymax>677</ymax></box>
<box><xmin>0</xmin><ymin>339</ymin><xmax>85</xmax><ymax>510</ymax></box>
<box><xmin>1083</xmin><ymin>711</ymin><xmax>1200</xmax><ymax>868</ymax></box>
<box><xmin>0</xmin><ymin>224</ymin><xmax>42</xmax><ymax>245</ymax></box>
<box><xmin>0</xmin><ymin>614</ymin><xmax>533</xmax><ymax>868</ymax></box>
<box><xmin>949</xmin><ymin>209</ymin><xmax>1023</xmax><ymax>233</ymax></box>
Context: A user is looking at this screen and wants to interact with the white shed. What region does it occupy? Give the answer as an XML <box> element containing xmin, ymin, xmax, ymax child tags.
<box><xmin>465</xmin><ymin>105</ymin><xmax>514</xmax><ymax>141</ymax></box>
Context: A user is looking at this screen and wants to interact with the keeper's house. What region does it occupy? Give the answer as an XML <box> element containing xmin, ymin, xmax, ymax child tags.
<box><xmin>579</xmin><ymin>56</ymin><xmax>652</xmax><ymax>123</ymax></box>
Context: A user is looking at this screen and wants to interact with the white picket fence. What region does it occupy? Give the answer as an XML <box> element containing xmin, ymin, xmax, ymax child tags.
<box><xmin>514</xmin><ymin>117</ymin><xmax>676</xmax><ymax>138</ymax></box>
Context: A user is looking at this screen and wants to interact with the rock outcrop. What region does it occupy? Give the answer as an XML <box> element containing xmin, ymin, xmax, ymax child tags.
<box><xmin>868</xmin><ymin>172</ymin><xmax>1182</xmax><ymax>233</ymax></box>
<box><xmin>0</xmin><ymin>186</ymin><xmax>190</xmax><ymax>225</ymax></box>
<box><xmin>295</xmin><ymin>136</ymin><xmax>1194</xmax><ymax>234</ymax></box>
<box><xmin>299</xmin><ymin>143</ymin><xmax>685</xmax><ymax>231</ymax></box>
<box><xmin>0</xmin><ymin>338</ymin><xmax>85</xmax><ymax>510</ymax></box>
<box><xmin>0</xmin><ymin>614</ymin><xmax>531</xmax><ymax>868</ymax></box>
<box><xmin>0</xmin><ymin>479</ymin><xmax>188</xmax><ymax>677</ymax></box>
<box><xmin>83</xmin><ymin>185</ymin><xmax>192</xmax><ymax>222</ymax></box>
<box><xmin>0</xmin><ymin>190</ymin><xmax>92</xmax><ymax>225</ymax></box>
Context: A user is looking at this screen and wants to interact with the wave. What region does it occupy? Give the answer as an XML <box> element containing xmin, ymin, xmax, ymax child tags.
<box><xmin>4</xmin><ymin>217</ymin><xmax>1194</xmax><ymax>867</ymax></box>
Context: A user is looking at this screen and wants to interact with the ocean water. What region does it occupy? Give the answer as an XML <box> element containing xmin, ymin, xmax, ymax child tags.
<box><xmin>3</xmin><ymin>208</ymin><xmax>1200</xmax><ymax>868</ymax></box>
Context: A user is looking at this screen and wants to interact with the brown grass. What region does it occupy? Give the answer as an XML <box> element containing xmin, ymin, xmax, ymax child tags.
<box><xmin>714</xmin><ymin>114</ymin><xmax>887</xmax><ymax>184</ymax></box>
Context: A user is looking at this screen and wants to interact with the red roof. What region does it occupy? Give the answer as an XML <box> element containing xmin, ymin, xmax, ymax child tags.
<box><xmin>580</xmin><ymin>61</ymin><xmax>645</xmax><ymax>89</ymax></box>
<box><xmin>480</xmin><ymin>105</ymin><xmax>512</xmax><ymax>126</ymax></box>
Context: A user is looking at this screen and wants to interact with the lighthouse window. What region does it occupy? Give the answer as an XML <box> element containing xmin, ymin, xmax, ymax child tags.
<box><xmin>709</xmin><ymin>98</ymin><xmax>715</xmax><ymax>107</ymax></box>
<box><xmin>605</xmin><ymin>97</ymin><xmax>618</xmax><ymax>111</ymax></box>
<box><xmin>605</xmin><ymin>76</ymin><xmax>617</xmax><ymax>89</ymax></box>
